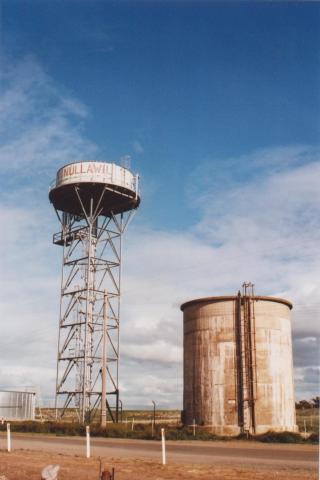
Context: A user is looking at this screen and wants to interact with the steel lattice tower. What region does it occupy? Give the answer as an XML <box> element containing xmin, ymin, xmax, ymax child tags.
<box><xmin>49</xmin><ymin>161</ymin><xmax>140</xmax><ymax>424</ymax></box>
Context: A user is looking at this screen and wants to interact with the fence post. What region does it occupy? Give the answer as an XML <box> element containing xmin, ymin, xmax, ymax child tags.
<box><xmin>7</xmin><ymin>423</ymin><xmax>11</xmax><ymax>452</ymax></box>
<box><xmin>86</xmin><ymin>425</ymin><xmax>90</xmax><ymax>458</ymax></box>
<box><xmin>161</xmin><ymin>428</ymin><xmax>166</xmax><ymax>465</ymax></box>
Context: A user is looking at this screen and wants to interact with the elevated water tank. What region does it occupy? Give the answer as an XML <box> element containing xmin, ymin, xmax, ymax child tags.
<box><xmin>181</xmin><ymin>294</ymin><xmax>298</xmax><ymax>435</ymax></box>
<box><xmin>49</xmin><ymin>161</ymin><xmax>140</xmax><ymax>216</ymax></box>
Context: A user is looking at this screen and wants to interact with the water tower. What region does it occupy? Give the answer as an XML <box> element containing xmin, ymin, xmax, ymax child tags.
<box><xmin>49</xmin><ymin>161</ymin><xmax>140</xmax><ymax>424</ymax></box>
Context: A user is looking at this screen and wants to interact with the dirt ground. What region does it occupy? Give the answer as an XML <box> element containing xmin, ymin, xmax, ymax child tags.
<box><xmin>0</xmin><ymin>449</ymin><xmax>317</xmax><ymax>480</ymax></box>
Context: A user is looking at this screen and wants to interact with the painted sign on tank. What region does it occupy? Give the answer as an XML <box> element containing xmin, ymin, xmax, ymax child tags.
<box><xmin>55</xmin><ymin>161</ymin><xmax>137</xmax><ymax>193</ymax></box>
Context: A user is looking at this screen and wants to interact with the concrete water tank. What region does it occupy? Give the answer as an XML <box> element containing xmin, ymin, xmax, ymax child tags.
<box><xmin>181</xmin><ymin>295</ymin><xmax>298</xmax><ymax>435</ymax></box>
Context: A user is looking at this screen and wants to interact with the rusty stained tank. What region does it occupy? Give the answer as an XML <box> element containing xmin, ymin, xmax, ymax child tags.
<box><xmin>181</xmin><ymin>295</ymin><xmax>298</xmax><ymax>435</ymax></box>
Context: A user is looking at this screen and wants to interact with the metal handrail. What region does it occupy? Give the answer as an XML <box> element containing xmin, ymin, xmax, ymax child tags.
<box><xmin>49</xmin><ymin>173</ymin><xmax>139</xmax><ymax>195</ymax></box>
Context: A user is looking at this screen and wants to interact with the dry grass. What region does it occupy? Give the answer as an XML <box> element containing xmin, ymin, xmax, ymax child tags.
<box><xmin>1</xmin><ymin>420</ymin><xmax>318</xmax><ymax>444</ymax></box>
<box><xmin>296</xmin><ymin>408</ymin><xmax>319</xmax><ymax>434</ymax></box>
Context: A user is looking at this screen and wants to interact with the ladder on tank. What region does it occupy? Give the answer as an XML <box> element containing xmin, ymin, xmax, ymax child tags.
<box><xmin>237</xmin><ymin>283</ymin><xmax>257</xmax><ymax>434</ymax></box>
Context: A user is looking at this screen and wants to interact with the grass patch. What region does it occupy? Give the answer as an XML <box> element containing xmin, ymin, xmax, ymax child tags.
<box><xmin>0</xmin><ymin>421</ymin><xmax>318</xmax><ymax>444</ymax></box>
<box><xmin>296</xmin><ymin>408</ymin><xmax>319</xmax><ymax>434</ymax></box>
<box><xmin>254</xmin><ymin>431</ymin><xmax>304</xmax><ymax>443</ymax></box>
<box><xmin>244</xmin><ymin>430</ymin><xmax>318</xmax><ymax>444</ymax></box>
<box><xmin>0</xmin><ymin>421</ymin><xmax>222</xmax><ymax>441</ymax></box>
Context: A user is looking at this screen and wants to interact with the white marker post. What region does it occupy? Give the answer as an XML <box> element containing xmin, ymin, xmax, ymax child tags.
<box><xmin>161</xmin><ymin>428</ymin><xmax>166</xmax><ymax>465</ymax></box>
<box><xmin>7</xmin><ymin>423</ymin><xmax>11</xmax><ymax>452</ymax></box>
<box><xmin>193</xmin><ymin>418</ymin><xmax>196</xmax><ymax>437</ymax></box>
<box><xmin>86</xmin><ymin>425</ymin><xmax>90</xmax><ymax>458</ymax></box>
<box><xmin>131</xmin><ymin>417</ymin><xmax>135</xmax><ymax>431</ymax></box>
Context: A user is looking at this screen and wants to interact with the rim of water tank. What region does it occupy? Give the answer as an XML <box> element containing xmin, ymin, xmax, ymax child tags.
<box><xmin>55</xmin><ymin>160</ymin><xmax>135</xmax><ymax>175</ymax></box>
<box><xmin>180</xmin><ymin>295</ymin><xmax>293</xmax><ymax>311</ymax></box>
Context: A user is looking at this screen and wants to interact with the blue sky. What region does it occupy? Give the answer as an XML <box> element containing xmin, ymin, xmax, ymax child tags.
<box><xmin>0</xmin><ymin>1</ymin><xmax>319</xmax><ymax>407</ymax></box>
<box><xmin>2</xmin><ymin>0</ymin><xmax>319</xmax><ymax>227</ymax></box>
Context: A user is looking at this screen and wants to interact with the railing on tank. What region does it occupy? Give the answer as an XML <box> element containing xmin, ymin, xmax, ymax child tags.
<box><xmin>49</xmin><ymin>170</ymin><xmax>140</xmax><ymax>197</ymax></box>
<box><xmin>49</xmin><ymin>178</ymin><xmax>57</xmax><ymax>191</ymax></box>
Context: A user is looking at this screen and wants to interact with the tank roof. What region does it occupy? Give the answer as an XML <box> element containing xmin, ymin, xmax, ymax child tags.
<box><xmin>180</xmin><ymin>295</ymin><xmax>293</xmax><ymax>311</ymax></box>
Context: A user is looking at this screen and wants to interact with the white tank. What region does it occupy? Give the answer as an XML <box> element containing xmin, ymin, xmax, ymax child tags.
<box><xmin>49</xmin><ymin>161</ymin><xmax>140</xmax><ymax>217</ymax></box>
<box><xmin>0</xmin><ymin>390</ymin><xmax>36</xmax><ymax>421</ymax></box>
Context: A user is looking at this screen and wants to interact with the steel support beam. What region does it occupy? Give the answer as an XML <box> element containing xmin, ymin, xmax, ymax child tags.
<box><xmin>53</xmin><ymin>187</ymin><xmax>134</xmax><ymax>423</ymax></box>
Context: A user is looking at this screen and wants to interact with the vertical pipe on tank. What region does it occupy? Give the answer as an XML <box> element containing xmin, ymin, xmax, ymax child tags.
<box><xmin>101</xmin><ymin>290</ymin><xmax>108</xmax><ymax>428</ymax></box>
<box><xmin>115</xmin><ymin>213</ymin><xmax>123</xmax><ymax>423</ymax></box>
<box><xmin>83</xmin><ymin>197</ymin><xmax>94</xmax><ymax>423</ymax></box>
<box><xmin>192</xmin><ymin>335</ymin><xmax>196</xmax><ymax>424</ymax></box>
<box><xmin>235</xmin><ymin>291</ymin><xmax>244</xmax><ymax>431</ymax></box>
<box><xmin>54</xmin><ymin>211</ymin><xmax>67</xmax><ymax>421</ymax></box>
<box><xmin>235</xmin><ymin>289</ymin><xmax>256</xmax><ymax>434</ymax></box>
<box><xmin>246</xmin><ymin>296</ymin><xmax>256</xmax><ymax>433</ymax></box>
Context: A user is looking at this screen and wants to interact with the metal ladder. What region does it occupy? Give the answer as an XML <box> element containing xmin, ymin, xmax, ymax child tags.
<box><xmin>236</xmin><ymin>283</ymin><xmax>257</xmax><ymax>434</ymax></box>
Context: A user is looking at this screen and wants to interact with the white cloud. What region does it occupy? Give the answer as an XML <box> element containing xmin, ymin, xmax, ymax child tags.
<box><xmin>0</xmin><ymin>55</ymin><xmax>318</xmax><ymax>409</ymax></box>
<box><xmin>0</xmin><ymin>55</ymin><xmax>97</xmax><ymax>405</ymax></box>
<box><xmin>0</xmin><ymin>55</ymin><xmax>97</xmax><ymax>175</ymax></box>
<box><xmin>119</xmin><ymin>146</ymin><xmax>320</xmax><ymax>403</ymax></box>
<box><xmin>132</xmin><ymin>140</ymin><xmax>144</xmax><ymax>154</ymax></box>
<box><xmin>190</xmin><ymin>153</ymin><xmax>320</xmax><ymax>337</ymax></box>
<box><xmin>123</xmin><ymin>341</ymin><xmax>182</xmax><ymax>365</ymax></box>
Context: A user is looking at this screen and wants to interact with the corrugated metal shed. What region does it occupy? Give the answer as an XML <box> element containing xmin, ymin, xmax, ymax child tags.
<box><xmin>0</xmin><ymin>390</ymin><xmax>36</xmax><ymax>421</ymax></box>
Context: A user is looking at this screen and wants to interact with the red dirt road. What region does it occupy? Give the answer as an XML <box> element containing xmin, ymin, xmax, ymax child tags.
<box><xmin>0</xmin><ymin>447</ymin><xmax>318</xmax><ymax>480</ymax></box>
